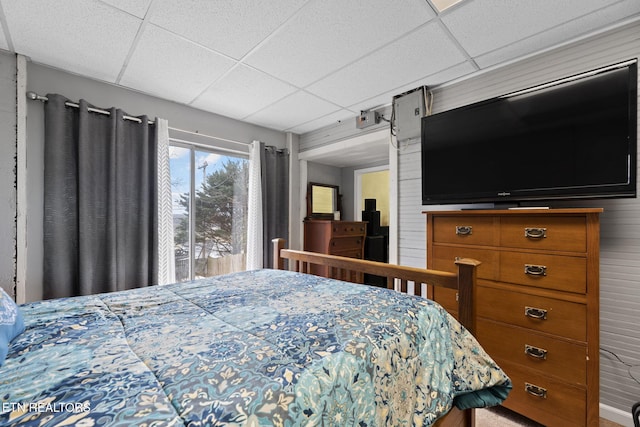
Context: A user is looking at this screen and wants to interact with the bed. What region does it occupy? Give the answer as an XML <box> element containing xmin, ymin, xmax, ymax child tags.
<box><xmin>0</xmin><ymin>239</ymin><xmax>510</xmax><ymax>426</ymax></box>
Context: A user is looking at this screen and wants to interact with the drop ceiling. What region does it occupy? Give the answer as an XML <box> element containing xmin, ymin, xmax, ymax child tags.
<box><xmin>1</xmin><ymin>0</ymin><xmax>639</xmax><ymax>138</ymax></box>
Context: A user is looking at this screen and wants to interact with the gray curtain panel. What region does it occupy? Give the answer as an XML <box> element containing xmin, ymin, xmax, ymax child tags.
<box><xmin>260</xmin><ymin>144</ymin><xmax>289</xmax><ymax>268</ymax></box>
<box><xmin>43</xmin><ymin>94</ymin><xmax>158</xmax><ymax>299</ymax></box>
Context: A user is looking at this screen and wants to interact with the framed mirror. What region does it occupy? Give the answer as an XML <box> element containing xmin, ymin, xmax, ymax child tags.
<box><xmin>307</xmin><ymin>182</ymin><xmax>340</xmax><ymax>219</ymax></box>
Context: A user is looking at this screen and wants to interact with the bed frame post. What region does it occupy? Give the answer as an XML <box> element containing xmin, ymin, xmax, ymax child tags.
<box><xmin>454</xmin><ymin>258</ymin><xmax>480</xmax><ymax>336</ymax></box>
<box><xmin>272</xmin><ymin>238</ymin><xmax>286</xmax><ymax>270</ymax></box>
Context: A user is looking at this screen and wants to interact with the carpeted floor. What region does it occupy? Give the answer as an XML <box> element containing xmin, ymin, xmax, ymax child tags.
<box><xmin>475</xmin><ymin>406</ymin><xmax>626</xmax><ymax>427</ymax></box>
<box><xmin>476</xmin><ymin>406</ymin><xmax>543</xmax><ymax>426</ymax></box>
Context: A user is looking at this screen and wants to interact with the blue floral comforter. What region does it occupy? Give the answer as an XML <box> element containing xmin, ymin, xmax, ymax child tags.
<box><xmin>0</xmin><ymin>269</ymin><xmax>510</xmax><ymax>426</ymax></box>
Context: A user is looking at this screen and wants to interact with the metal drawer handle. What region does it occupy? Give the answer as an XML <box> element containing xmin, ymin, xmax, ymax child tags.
<box><xmin>525</xmin><ymin>383</ymin><xmax>547</xmax><ymax>399</ymax></box>
<box><xmin>524</xmin><ymin>264</ymin><xmax>547</xmax><ymax>276</ymax></box>
<box><xmin>524</xmin><ymin>227</ymin><xmax>547</xmax><ymax>239</ymax></box>
<box><xmin>455</xmin><ymin>225</ymin><xmax>473</xmax><ymax>236</ymax></box>
<box><xmin>524</xmin><ymin>306</ymin><xmax>548</xmax><ymax>320</ymax></box>
<box><xmin>525</xmin><ymin>344</ymin><xmax>548</xmax><ymax>360</ymax></box>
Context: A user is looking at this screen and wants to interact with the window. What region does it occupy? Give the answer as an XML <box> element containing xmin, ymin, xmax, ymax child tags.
<box><xmin>170</xmin><ymin>143</ymin><xmax>249</xmax><ymax>281</ymax></box>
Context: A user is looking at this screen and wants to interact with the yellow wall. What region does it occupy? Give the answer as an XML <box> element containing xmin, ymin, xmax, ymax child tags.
<box><xmin>361</xmin><ymin>170</ymin><xmax>389</xmax><ymax>226</ymax></box>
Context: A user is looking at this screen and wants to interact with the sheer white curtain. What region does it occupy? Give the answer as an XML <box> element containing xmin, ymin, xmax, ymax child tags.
<box><xmin>156</xmin><ymin>118</ymin><xmax>176</xmax><ymax>285</ymax></box>
<box><xmin>246</xmin><ymin>140</ymin><xmax>263</xmax><ymax>270</ymax></box>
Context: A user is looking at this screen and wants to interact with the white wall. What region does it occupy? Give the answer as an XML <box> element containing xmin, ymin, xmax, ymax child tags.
<box><xmin>0</xmin><ymin>52</ymin><xmax>16</xmax><ymax>297</ymax></box>
<box><xmin>398</xmin><ymin>21</ymin><xmax>640</xmax><ymax>418</ymax></box>
<box><xmin>22</xmin><ymin>61</ymin><xmax>287</xmax><ymax>302</ymax></box>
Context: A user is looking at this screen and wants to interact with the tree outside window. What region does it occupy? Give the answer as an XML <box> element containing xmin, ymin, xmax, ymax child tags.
<box><xmin>170</xmin><ymin>145</ymin><xmax>248</xmax><ymax>281</ymax></box>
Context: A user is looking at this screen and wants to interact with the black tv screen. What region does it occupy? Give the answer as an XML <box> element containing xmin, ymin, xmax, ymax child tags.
<box><xmin>421</xmin><ymin>61</ymin><xmax>637</xmax><ymax>206</ymax></box>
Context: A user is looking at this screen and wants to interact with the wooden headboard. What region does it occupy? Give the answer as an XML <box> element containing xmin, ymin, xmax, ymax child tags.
<box><xmin>271</xmin><ymin>238</ymin><xmax>480</xmax><ymax>335</ymax></box>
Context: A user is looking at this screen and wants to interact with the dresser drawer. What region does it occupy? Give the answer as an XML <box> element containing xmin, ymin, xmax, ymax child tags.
<box><xmin>431</xmin><ymin>246</ymin><xmax>498</xmax><ymax>281</ymax></box>
<box><xmin>499</xmin><ymin>360</ymin><xmax>586</xmax><ymax>427</ymax></box>
<box><xmin>499</xmin><ymin>252</ymin><xmax>586</xmax><ymax>293</ymax></box>
<box><xmin>477</xmin><ymin>286</ymin><xmax>586</xmax><ymax>341</ymax></box>
<box><xmin>331</xmin><ymin>222</ymin><xmax>367</xmax><ymax>237</ymax></box>
<box><xmin>500</xmin><ymin>216</ymin><xmax>586</xmax><ymax>252</ymax></box>
<box><xmin>477</xmin><ymin>319</ymin><xmax>587</xmax><ymax>385</ymax></box>
<box><xmin>432</xmin><ymin>216</ymin><xmax>497</xmax><ymax>246</ymax></box>
<box><xmin>329</xmin><ymin>236</ymin><xmax>364</xmax><ymax>251</ymax></box>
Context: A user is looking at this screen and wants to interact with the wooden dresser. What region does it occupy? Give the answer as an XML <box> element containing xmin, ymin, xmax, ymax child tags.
<box><xmin>425</xmin><ymin>208</ymin><xmax>601</xmax><ymax>427</ymax></box>
<box><xmin>303</xmin><ymin>220</ymin><xmax>366</xmax><ymax>278</ymax></box>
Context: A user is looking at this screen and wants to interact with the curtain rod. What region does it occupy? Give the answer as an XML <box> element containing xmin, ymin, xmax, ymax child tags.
<box><xmin>25</xmin><ymin>91</ymin><xmax>251</xmax><ymax>147</ymax></box>
<box><xmin>27</xmin><ymin>91</ymin><xmax>153</xmax><ymax>124</ymax></box>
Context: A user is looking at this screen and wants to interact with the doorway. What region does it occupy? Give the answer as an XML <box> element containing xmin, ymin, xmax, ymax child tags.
<box><xmin>355</xmin><ymin>165</ymin><xmax>390</xmax><ymax>287</ymax></box>
<box><xmin>355</xmin><ymin>165</ymin><xmax>389</xmax><ymax>225</ymax></box>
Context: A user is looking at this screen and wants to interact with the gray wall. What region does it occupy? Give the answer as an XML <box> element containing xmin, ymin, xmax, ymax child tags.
<box><xmin>23</xmin><ymin>61</ymin><xmax>287</xmax><ymax>302</ymax></box>
<box><xmin>398</xmin><ymin>21</ymin><xmax>640</xmax><ymax>417</ymax></box>
<box><xmin>307</xmin><ymin>162</ymin><xmax>342</xmax><ymax>187</ymax></box>
<box><xmin>306</xmin><ymin>162</ymin><xmax>342</xmax><ymax>208</ymax></box>
<box><xmin>0</xmin><ymin>52</ymin><xmax>16</xmax><ymax>297</ymax></box>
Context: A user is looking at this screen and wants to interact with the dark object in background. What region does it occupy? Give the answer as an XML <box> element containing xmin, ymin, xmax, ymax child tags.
<box><xmin>362</xmin><ymin>199</ymin><xmax>389</xmax><ymax>288</ymax></box>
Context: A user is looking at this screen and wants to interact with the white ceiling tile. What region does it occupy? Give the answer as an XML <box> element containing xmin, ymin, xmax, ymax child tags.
<box><xmin>419</xmin><ymin>60</ymin><xmax>478</xmax><ymax>86</ymax></box>
<box><xmin>3</xmin><ymin>0</ymin><xmax>140</xmax><ymax>82</ymax></box>
<box><xmin>346</xmin><ymin>61</ymin><xmax>477</xmax><ymax>113</ymax></box>
<box><xmin>474</xmin><ymin>0</ymin><xmax>640</xmax><ymax>68</ymax></box>
<box><xmin>286</xmin><ymin>109</ymin><xmax>356</xmax><ymax>134</ymax></box>
<box><xmin>120</xmin><ymin>24</ymin><xmax>237</xmax><ymax>104</ymax></box>
<box><xmin>191</xmin><ymin>64</ymin><xmax>298</xmax><ymax>120</ymax></box>
<box><xmin>442</xmin><ymin>0</ymin><xmax>625</xmax><ymax>57</ymax></box>
<box><xmin>306</xmin><ymin>22</ymin><xmax>466</xmax><ymax>107</ymax></box>
<box><xmin>244</xmin><ymin>0</ymin><xmax>436</xmax><ymax>87</ymax></box>
<box><xmin>148</xmin><ymin>0</ymin><xmax>308</xmax><ymax>59</ymax></box>
<box><xmin>245</xmin><ymin>91</ymin><xmax>340</xmax><ymax>131</ymax></box>
<box><xmin>3</xmin><ymin>0</ymin><xmax>639</xmax><ymax>136</ymax></box>
<box><xmin>99</xmin><ymin>0</ymin><xmax>152</xmax><ymax>18</ymax></box>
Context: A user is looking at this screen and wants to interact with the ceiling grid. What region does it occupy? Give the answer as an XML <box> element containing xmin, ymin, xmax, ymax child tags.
<box><xmin>0</xmin><ymin>0</ymin><xmax>638</xmax><ymax>135</ymax></box>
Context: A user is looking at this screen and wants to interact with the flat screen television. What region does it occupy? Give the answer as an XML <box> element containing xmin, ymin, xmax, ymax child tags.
<box><xmin>421</xmin><ymin>61</ymin><xmax>637</xmax><ymax>206</ymax></box>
